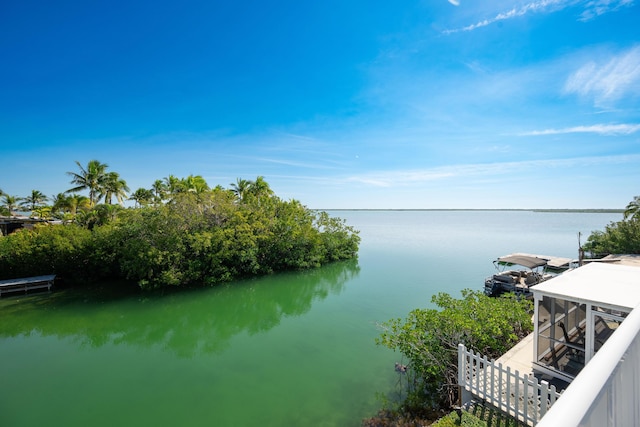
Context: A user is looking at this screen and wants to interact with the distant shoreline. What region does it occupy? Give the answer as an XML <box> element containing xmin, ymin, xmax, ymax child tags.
<box><xmin>320</xmin><ymin>208</ymin><xmax>624</xmax><ymax>213</ymax></box>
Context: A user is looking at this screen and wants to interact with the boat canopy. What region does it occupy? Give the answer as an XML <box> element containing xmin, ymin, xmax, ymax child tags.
<box><xmin>495</xmin><ymin>254</ymin><xmax>548</xmax><ymax>269</ymax></box>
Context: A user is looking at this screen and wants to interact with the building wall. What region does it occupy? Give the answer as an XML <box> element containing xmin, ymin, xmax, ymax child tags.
<box><xmin>536</xmin><ymin>303</ymin><xmax>640</xmax><ymax>426</ymax></box>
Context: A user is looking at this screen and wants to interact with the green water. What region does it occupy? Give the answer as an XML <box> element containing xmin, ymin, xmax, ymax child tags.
<box><xmin>0</xmin><ymin>210</ymin><xmax>622</xmax><ymax>426</ymax></box>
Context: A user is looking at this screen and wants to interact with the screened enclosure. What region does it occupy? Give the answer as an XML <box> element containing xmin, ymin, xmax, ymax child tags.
<box><xmin>532</xmin><ymin>262</ymin><xmax>638</xmax><ymax>383</ymax></box>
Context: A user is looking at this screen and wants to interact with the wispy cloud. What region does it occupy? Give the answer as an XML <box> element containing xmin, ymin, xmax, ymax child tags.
<box><xmin>564</xmin><ymin>46</ymin><xmax>640</xmax><ymax>107</ymax></box>
<box><xmin>443</xmin><ymin>0</ymin><xmax>633</xmax><ymax>34</ymax></box>
<box><xmin>344</xmin><ymin>154</ymin><xmax>640</xmax><ymax>187</ymax></box>
<box><xmin>254</xmin><ymin>156</ymin><xmax>340</xmax><ymax>170</ymax></box>
<box><xmin>520</xmin><ymin>123</ymin><xmax>640</xmax><ymax>135</ymax></box>
<box><xmin>579</xmin><ymin>0</ymin><xmax>635</xmax><ymax>21</ymax></box>
<box><xmin>347</xmin><ymin>170</ymin><xmax>455</xmax><ymax>187</ymax></box>
<box><xmin>444</xmin><ymin>0</ymin><xmax>567</xmax><ymax>34</ymax></box>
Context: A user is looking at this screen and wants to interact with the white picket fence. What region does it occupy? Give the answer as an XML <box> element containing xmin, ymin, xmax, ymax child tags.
<box><xmin>458</xmin><ymin>344</ymin><xmax>561</xmax><ymax>426</ymax></box>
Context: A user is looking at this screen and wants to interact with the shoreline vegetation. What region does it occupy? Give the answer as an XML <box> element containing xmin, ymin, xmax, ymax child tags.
<box><xmin>0</xmin><ymin>160</ymin><xmax>360</xmax><ymax>289</ymax></box>
<box><xmin>365</xmin><ymin>290</ymin><xmax>533</xmax><ymax>427</ymax></box>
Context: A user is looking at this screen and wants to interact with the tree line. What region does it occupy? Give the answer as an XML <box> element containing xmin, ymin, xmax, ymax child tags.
<box><xmin>0</xmin><ymin>160</ymin><xmax>278</xmax><ymax>221</ymax></box>
<box><xmin>0</xmin><ymin>160</ymin><xmax>361</xmax><ymax>289</ymax></box>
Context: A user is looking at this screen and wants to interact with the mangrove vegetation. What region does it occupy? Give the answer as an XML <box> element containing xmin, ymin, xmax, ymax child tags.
<box><xmin>375</xmin><ymin>290</ymin><xmax>533</xmax><ymax>414</ymax></box>
<box><xmin>0</xmin><ymin>160</ymin><xmax>360</xmax><ymax>289</ymax></box>
<box><xmin>582</xmin><ymin>195</ymin><xmax>640</xmax><ymax>256</ymax></box>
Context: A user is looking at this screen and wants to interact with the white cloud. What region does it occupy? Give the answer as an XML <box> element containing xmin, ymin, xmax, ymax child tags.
<box><xmin>447</xmin><ymin>0</ymin><xmax>461</xmax><ymax>6</ymax></box>
<box><xmin>347</xmin><ymin>170</ymin><xmax>455</xmax><ymax>187</ymax></box>
<box><xmin>343</xmin><ymin>154</ymin><xmax>640</xmax><ymax>187</ymax></box>
<box><xmin>253</xmin><ymin>157</ymin><xmax>339</xmax><ymax>169</ymax></box>
<box><xmin>444</xmin><ymin>0</ymin><xmax>567</xmax><ymax>34</ymax></box>
<box><xmin>564</xmin><ymin>46</ymin><xmax>640</xmax><ymax>107</ymax></box>
<box><xmin>520</xmin><ymin>123</ymin><xmax>640</xmax><ymax>135</ymax></box>
<box><xmin>579</xmin><ymin>0</ymin><xmax>635</xmax><ymax>21</ymax></box>
<box><xmin>443</xmin><ymin>0</ymin><xmax>634</xmax><ymax>34</ymax></box>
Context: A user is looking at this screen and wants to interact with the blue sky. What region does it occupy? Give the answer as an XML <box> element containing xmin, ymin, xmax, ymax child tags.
<box><xmin>1</xmin><ymin>0</ymin><xmax>639</xmax><ymax>209</ymax></box>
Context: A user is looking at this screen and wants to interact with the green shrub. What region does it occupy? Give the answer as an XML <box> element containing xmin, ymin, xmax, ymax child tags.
<box><xmin>377</xmin><ymin>290</ymin><xmax>532</xmax><ymax>411</ymax></box>
<box><xmin>432</xmin><ymin>410</ymin><xmax>487</xmax><ymax>427</ymax></box>
<box><xmin>0</xmin><ymin>224</ymin><xmax>92</xmax><ymax>281</ymax></box>
<box><xmin>583</xmin><ymin>217</ymin><xmax>640</xmax><ymax>256</ymax></box>
<box><xmin>0</xmin><ymin>189</ymin><xmax>360</xmax><ymax>290</ymax></box>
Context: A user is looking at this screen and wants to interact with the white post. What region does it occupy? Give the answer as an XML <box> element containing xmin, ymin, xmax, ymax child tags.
<box><xmin>498</xmin><ymin>362</ymin><xmax>505</xmax><ymax>412</ymax></box>
<box><xmin>482</xmin><ymin>354</ymin><xmax>488</xmax><ymax>398</ymax></box>
<box><xmin>490</xmin><ymin>358</ymin><xmax>496</xmax><ymax>407</ymax></box>
<box><xmin>522</xmin><ymin>374</ymin><xmax>529</xmax><ymax>423</ymax></box>
<box><xmin>540</xmin><ymin>380</ymin><xmax>549</xmax><ymax>418</ymax></box>
<box><xmin>457</xmin><ymin>344</ymin><xmax>473</xmax><ymax>405</ymax></box>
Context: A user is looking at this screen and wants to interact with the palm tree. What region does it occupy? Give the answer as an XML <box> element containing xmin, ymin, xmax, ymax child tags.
<box><xmin>101</xmin><ymin>172</ymin><xmax>130</xmax><ymax>205</ymax></box>
<box><xmin>1</xmin><ymin>194</ymin><xmax>20</xmax><ymax>216</ymax></box>
<box><xmin>52</xmin><ymin>193</ymin><xmax>69</xmax><ymax>211</ymax></box>
<box><xmin>163</xmin><ymin>175</ymin><xmax>182</xmax><ymax>195</ymax></box>
<box><xmin>181</xmin><ymin>175</ymin><xmax>209</xmax><ymax>194</ymax></box>
<box><xmin>129</xmin><ymin>188</ymin><xmax>154</xmax><ymax>207</ymax></box>
<box><xmin>67</xmin><ymin>160</ymin><xmax>109</xmax><ymax>206</ymax></box>
<box><xmin>51</xmin><ymin>193</ymin><xmax>70</xmax><ymax>218</ymax></box>
<box><xmin>230</xmin><ymin>178</ymin><xmax>251</xmax><ymax>202</ymax></box>
<box><xmin>76</xmin><ymin>204</ymin><xmax>122</xmax><ymax>229</ymax></box>
<box><xmin>623</xmin><ymin>196</ymin><xmax>640</xmax><ymax>220</ymax></box>
<box><xmin>21</xmin><ymin>190</ymin><xmax>48</xmax><ymax>212</ymax></box>
<box><xmin>151</xmin><ymin>179</ymin><xmax>167</xmax><ymax>205</ymax></box>
<box><xmin>249</xmin><ymin>176</ymin><xmax>274</xmax><ymax>198</ymax></box>
<box><xmin>31</xmin><ymin>205</ymin><xmax>52</xmax><ymax>220</ymax></box>
<box><xmin>69</xmin><ymin>194</ymin><xmax>91</xmax><ymax>215</ymax></box>
<box><xmin>52</xmin><ymin>193</ymin><xmax>91</xmax><ymax>217</ymax></box>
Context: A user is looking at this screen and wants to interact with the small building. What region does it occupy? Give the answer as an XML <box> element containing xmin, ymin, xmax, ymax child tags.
<box><xmin>531</xmin><ymin>261</ymin><xmax>640</xmax><ymax>383</ymax></box>
<box><xmin>459</xmin><ymin>258</ymin><xmax>640</xmax><ymax>425</ymax></box>
<box><xmin>0</xmin><ymin>216</ymin><xmax>47</xmax><ymax>236</ymax></box>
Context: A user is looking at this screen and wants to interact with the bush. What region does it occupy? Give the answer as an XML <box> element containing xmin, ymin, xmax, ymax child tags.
<box><xmin>0</xmin><ymin>224</ymin><xmax>92</xmax><ymax>281</ymax></box>
<box><xmin>431</xmin><ymin>410</ymin><xmax>487</xmax><ymax>427</ymax></box>
<box><xmin>376</xmin><ymin>290</ymin><xmax>532</xmax><ymax>411</ymax></box>
<box><xmin>0</xmin><ymin>191</ymin><xmax>360</xmax><ymax>290</ymax></box>
<box><xmin>583</xmin><ymin>217</ymin><xmax>640</xmax><ymax>257</ymax></box>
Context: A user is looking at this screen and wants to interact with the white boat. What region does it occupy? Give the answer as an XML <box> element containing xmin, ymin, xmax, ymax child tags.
<box><xmin>484</xmin><ymin>254</ymin><xmax>554</xmax><ymax>297</ymax></box>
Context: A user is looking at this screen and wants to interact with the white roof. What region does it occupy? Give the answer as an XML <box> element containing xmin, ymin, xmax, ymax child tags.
<box><xmin>532</xmin><ymin>262</ymin><xmax>640</xmax><ymax>310</ymax></box>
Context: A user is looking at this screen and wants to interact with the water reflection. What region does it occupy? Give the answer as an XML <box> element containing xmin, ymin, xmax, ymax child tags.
<box><xmin>0</xmin><ymin>259</ymin><xmax>360</xmax><ymax>357</ymax></box>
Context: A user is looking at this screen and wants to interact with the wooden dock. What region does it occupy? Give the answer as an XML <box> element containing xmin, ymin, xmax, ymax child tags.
<box><xmin>0</xmin><ymin>275</ymin><xmax>56</xmax><ymax>297</ymax></box>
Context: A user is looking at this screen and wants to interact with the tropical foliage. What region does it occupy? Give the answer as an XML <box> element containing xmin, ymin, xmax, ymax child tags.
<box><xmin>0</xmin><ymin>163</ymin><xmax>360</xmax><ymax>290</ymax></box>
<box><xmin>431</xmin><ymin>410</ymin><xmax>488</xmax><ymax>427</ymax></box>
<box><xmin>376</xmin><ymin>290</ymin><xmax>532</xmax><ymax>412</ymax></box>
<box><xmin>101</xmin><ymin>172</ymin><xmax>130</xmax><ymax>205</ymax></box>
<box><xmin>582</xmin><ymin>217</ymin><xmax>640</xmax><ymax>256</ymax></box>
<box><xmin>0</xmin><ymin>224</ymin><xmax>93</xmax><ymax>280</ymax></box>
<box><xmin>66</xmin><ymin>159</ymin><xmax>111</xmax><ymax>206</ymax></box>
<box><xmin>129</xmin><ymin>188</ymin><xmax>155</xmax><ymax>207</ymax></box>
<box><xmin>20</xmin><ymin>190</ymin><xmax>48</xmax><ymax>212</ymax></box>
<box><xmin>623</xmin><ymin>195</ymin><xmax>640</xmax><ymax>220</ymax></box>
<box><xmin>1</xmin><ymin>194</ymin><xmax>20</xmax><ymax>216</ymax></box>
<box><xmin>583</xmin><ymin>195</ymin><xmax>640</xmax><ymax>256</ymax></box>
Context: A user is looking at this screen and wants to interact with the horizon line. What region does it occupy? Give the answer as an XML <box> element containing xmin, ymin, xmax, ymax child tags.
<box><xmin>316</xmin><ymin>208</ymin><xmax>624</xmax><ymax>213</ymax></box>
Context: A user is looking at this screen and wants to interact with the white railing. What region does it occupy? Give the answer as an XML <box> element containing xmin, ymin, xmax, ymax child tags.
<box><xmin>536</xmin><ymin>303</ymin><xmax>640</xmax><ymax>427</ymax></box>
<box><xmin>458</xmin><ymin>344</ymin><xmax>561</xmax><ymax>426</ymax></box>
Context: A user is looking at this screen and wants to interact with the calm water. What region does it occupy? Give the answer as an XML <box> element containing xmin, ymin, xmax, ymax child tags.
<box><xmin>0</xmin><ymin>210</ymin><xmax>621</xmax><ymax>426</ymax></box>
